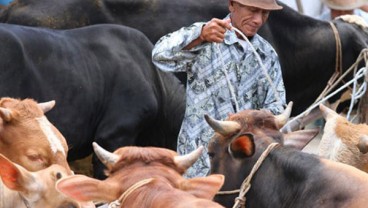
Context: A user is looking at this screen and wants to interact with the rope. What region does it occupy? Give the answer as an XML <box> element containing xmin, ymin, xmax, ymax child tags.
<box><xmin>282</xmin><ymin>49</ymin><xmax>368</xmax><ymax>132</ymax></box>
<box><xmin>108</xmin><ymin>178</ymin><xmax>154</xmax><ymax>208</ymax></box>
<box><xmin>314</xmin><ymin>22</ymin><xmax>343</xmax><ymax>103</ymax></box>
<box><xmin>217</xmin><ymin>143</ymin><xmax>280</xmax><ymax>208</ymax></box>
<box><xmin>231</xmin><ymin>27</ymin><xmax>283</xmax><ymax>106</ymax></box>
<box><xmin>216</xmin><ymin>43</ymin><xmax>240</xmax><ymax>112</ymax></box>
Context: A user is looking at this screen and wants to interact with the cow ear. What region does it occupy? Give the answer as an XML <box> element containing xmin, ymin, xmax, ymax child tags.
<box><xmin>0</xmin><ymin>154</ymin><xmax>35</xmax><ymax>192</ymax></box>
<box><xmin>56</xmin><ymin>174</ymin><xmax>111</xmax><ymax>202</ymax></box>
<box><xmin>284</xmin><ymin>128</ymin><xmax>320</xmax><ymax>150</ymax></box>
<box><xmin>357</xmin><ymin>135</ymin><xmax>368</xmax><ymax>154</ymax></box>
<box><xmin>180</xmin><ymin>174</ymin><xmax>224</xmax><ymax>199</ymax></box>
<box><xmin>0</xmin><ymin>107</ymin><xmax>13</xmax><ymax>122</ymax></box>
<box><xmin>230</xmin><ymin>133</ymin><xmax>255</xmax><ymax>158</ymax></box>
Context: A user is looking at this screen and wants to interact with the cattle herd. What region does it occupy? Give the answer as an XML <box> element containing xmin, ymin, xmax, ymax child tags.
<box><xmin>1</xmin><ymin>0</ymin><xmax>368</xmax><ymax>207</ymax></box>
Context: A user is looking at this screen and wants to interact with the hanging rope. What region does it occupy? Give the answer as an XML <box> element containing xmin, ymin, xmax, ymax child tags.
<box><xmin>216</xmin><ymin>143</ymin><xmax>280</xmax><ymax>208</ymax></box>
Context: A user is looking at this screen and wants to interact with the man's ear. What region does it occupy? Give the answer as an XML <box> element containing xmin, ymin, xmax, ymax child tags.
<box><xmin>230</xmin><ymin>133</ymin><xmax>255</xmax><ymax>158</ymax></box>
<box><xmin>229</xmin><ymin>0</ymin><xmax>235</xmax><ymax>12</ymax></box>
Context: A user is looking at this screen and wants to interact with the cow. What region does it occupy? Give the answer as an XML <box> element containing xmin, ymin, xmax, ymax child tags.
<box><xmin>318</xmin><ymin>103</ymin><xmax>368</xmax><ymax>172</ymax></box>
<box><xmin>0</xmin><ymin>97</ymin><xmax>70</xmax><ymax>171</ymax></box>
<box><xmin>205</xmin><ymin>105</ymin><xmax>368</xmax><ymax>208</ymax></box>
<box><xmin>0</xmin><ymin>23</ymin><xmax>185</xmax><ymax>179</ymax></box>
<box><xmin>56</xmin><ymin>143</ymin><xmax>225</xmax><ymax>208</ymax></box>
<box><xmin>1</xmin><ymin>0</ymin><xmax>367</xmax><ymax>119</ymax></box>
<box><xmin>0</xmin><ymin>154</ymin><xmax>95</xmax><ymax>208</ymax></box>
<box><xmin>0</xmin><ymin>97</ymin><xmax>94</xmax><ymax>207</ymax></box>
<box><xmin>0</xmin><ymin>0</ymin><xmax>228</xmax><ymax>44</ymax></box>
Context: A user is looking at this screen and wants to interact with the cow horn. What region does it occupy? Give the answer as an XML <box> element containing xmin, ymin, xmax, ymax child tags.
<box><xmin>0</xmin><ymin>107</ymin><xmax>12</xmax><ymax>122</ymax></box>
<box><xmin>319</xmin><ymin>103</ymin><xmax>338</xmax><ymax>120</ymax></box>
<box><xmin>274</xmin><ymin>101</ymin><xmax>293</xmax><ymax>129</ymax></box>
<box><xmin>204</xmin><ymin>114</ymin><xmax>241</xmax><ymax>136</ymax></box>
<box><xmin>358</xmin><ymin>136</ymin><xmax>368</xmax><ymax>154</ymax></box>
<box><xmin>174</xmin><ymin>146</ymin><xmax>204</xmax><ymax>170</ymax></box>
<box><xmin>92</xmin><ymin>142</ymin><xmax>119</xmax><ymax>167</ymax></box>
<box><xmin>38</xmin><ymin>100</ymin><xmax>56</xmax><ymax>113</ymax></box>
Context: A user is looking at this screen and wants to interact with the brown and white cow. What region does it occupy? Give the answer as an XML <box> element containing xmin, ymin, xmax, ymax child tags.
<box><xmin>205</xmin><ymin>104</ymin><xmax>368</xmax><ymax>208</ymax></box>
<box><xmin>56</xmin><ymin>143</ymin><xmax>225</xmax><ymax>208</ymax></box>
<box><xmin>318</xmin><ymin>104</ymin><xmax>368</xmax><ymax>172</ymax></box>
<box><xmin>0</xmin><ymin>97</ymin><xmax>94</xmax><ymax>207</ymax></box>
<box><xmin>0</xmin><ymin>97</ymin><xmax>70</xmax><ymax>171</ymax></box>
<box><xmin>0</xmin><ymin>153</ymin><xmax>95</xmax><ymax>208</ymax></box>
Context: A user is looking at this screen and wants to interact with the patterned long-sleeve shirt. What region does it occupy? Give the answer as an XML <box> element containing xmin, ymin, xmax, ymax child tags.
<box><xmin>152</xmin><ymin>17</ymin><xmax>286</xmax><ymax>178</ymax></box>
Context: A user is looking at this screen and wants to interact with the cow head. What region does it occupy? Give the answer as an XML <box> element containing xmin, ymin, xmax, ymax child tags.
<box><xmin>205</xmin><ymin>103</ymin><xmax>319</xmax><ymax>205</ymax></box>
<box><xmin>318</xmin><ymin>104</ymin><xmax>368</xmax><ymax>172</ymax></box>
<box><xmin>0</xmin><ymin>154</ymin><xmax>95</xmax><ymax>208</ymax></box>
<box><xmin>56</xmin><ymin>143</ymin><xmax>224</xmax><ymax>207</ymax></box>
<box><xmin>0</xmin><ymin>97</ymin><xmax>70</xmax><ymax>172</ymax></box>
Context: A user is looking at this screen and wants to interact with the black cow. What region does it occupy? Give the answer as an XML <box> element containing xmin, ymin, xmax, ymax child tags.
<box><xmin>2</xmin><ymin>0</ymin><xmax>367</xmax><ymax>119</ymax></box>
<box><xmin>0</xmin><ymin>0</ymin><xmax>228</xmax><ymax>43</ymax></box>
<box><xmin>205</xmin><ymin>106</ymin><xmax>368</xmax><ymax>208</ymax></box>
<box><xmin>0</xmin><ymin>23</ymin><xmax>185</xmax><ymax>179</ymax></box>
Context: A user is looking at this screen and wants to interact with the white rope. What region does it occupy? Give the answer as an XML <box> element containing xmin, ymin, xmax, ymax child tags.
<box><xmin>231</xmin><ymin>26</ymin><xmax>283</xmax><ymax>105</ymax></box>
<box><xmin>282</xmin><ymin>67</ymin><xmax>367</xmax><ymax>133</ymax></box>
<box><xmin>216</xmin><ymin>43</ymin><xmax>240</xmax><ymax>112</ymax></box>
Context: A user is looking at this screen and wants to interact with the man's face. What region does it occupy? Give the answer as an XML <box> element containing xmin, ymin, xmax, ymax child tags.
<box><xmin>229</xmin><ymin>1</ymin><xmax>270</xmax><ymax>37</ymax></box>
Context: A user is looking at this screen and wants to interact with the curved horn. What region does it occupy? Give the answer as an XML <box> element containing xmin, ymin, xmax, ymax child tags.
<box><xmin>0</xmin><ymin>107</ymin><xmax>12</xmax><ymax>122</ymax></box>
<box><xmin>174</xmin><ymin>146</ymin><xmax>204</xmax><ymax>170</ymax></box>
<box><xmin>38</xmin><ymin>100</ymin><xmax>56</xmax><ymax>113</ymax></box>
<box><xmin>92</xmin><ymin>142</ymin><xmax>119</xmax><ymax>167</ymax></box>
<box><xmin>274</xmin><ymin>101</ymin><xmax>293</xmax><ymax>129</ymax></box>
<box><xmin>358</xmin><ymin>135</ymin><xmax>368</xmax><ymax>154</ymax></box>
<box><xmin>204</xmin><ymin>114</ymin><xmax>241</xmax><ymax>136</ymax></box>
<box><xmin>319</xmin><ymin>103</ymin><xmax>338</xmax><ymax>120</ymax></box>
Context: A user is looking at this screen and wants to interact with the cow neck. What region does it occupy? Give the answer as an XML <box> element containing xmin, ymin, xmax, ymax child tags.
<box><xmin>108</xmin><ymin>178</ymin><xmax>154</xmax><ymax>208</ymax></box>
<box><xmin>217</xmin><ymin>142</ymin><xmax>280</xmax><ymax>208</ymax></box>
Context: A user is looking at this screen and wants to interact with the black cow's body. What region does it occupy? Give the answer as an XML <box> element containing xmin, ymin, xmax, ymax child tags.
<box><xmin>0</xmin><ymin>0</ymin><xmax>228</xmax><ymax>43</ymax></box>
<box><xmin>0</xmin><ymin>23</ymin><xmax>185</xmax><ymax>179</ymax></box>
<box><xmin>2</xmin><ymin>1</ymin><xmax>368</xmax><ymax>117</ymax></box>
<box><xmin>206</xmin><ymin>108</ymin><xmax>368</xmax><ymax>208</ymax></box>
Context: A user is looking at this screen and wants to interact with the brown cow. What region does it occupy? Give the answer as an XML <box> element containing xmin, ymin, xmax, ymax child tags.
<box><xmin>0</xmin><ymin>97</ymin><xmax>70</xmax><ymax>171</ymax></box>
<box><xmin>0</xmin><ymin>97</ymin><xmax>94</xmax><ymax>207</ymax></box>
<box><xmin>205</xmin><ymin>105</ymin><xmax>368</xmax><ymax>208</ymax></box>
<box><xmin>318</xmin><ymin>104</ymin><xmax>368</xmax><ymax>172</ymax></box>
<box><xmin>56</xmin><ymin>143</ymin><xmax>225</xmax><ymax>208</ymax></box>
<box><xmin>0</xmin><ymin>154</ymin><xmax>95</xmax><ymax>208</ymax></box>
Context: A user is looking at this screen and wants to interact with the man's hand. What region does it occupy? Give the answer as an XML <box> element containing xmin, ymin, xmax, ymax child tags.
<box><xmin>200</xmin><ymin>18</ymin><xmax>232</xmax><ymax>43</ymax></box>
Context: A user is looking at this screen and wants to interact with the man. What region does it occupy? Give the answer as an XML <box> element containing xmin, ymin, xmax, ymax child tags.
<box><xmin>319</xmin><ymin>0</ymin><xmax>368</xmax><ymax>21</ymax></box>
<box><xmin>152</xmin><ymin>0</ymin><xmax>286</xmax><ymax>178</ymax></box>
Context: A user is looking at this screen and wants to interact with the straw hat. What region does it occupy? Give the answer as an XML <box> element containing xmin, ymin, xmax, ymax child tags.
<box><xmin>322</xmin><ymin>0</ymin><xmax>367</xmax><ymax>10</ymax></box>
<box><xmin>231</xmin><ymin>0</ymin><xmax>283</xmax><ymax>10</ymax></box>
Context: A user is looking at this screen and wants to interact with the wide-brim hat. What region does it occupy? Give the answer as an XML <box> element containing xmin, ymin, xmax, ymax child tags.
<box><xmin>231</xmin><ymin>0</ymin><xmax>283</xmax><ymax>10</ymax></box>
<box><xmin>322</xmin><ymin>0</ymin><xmax>367</xmax><ymax>10</ymax></box>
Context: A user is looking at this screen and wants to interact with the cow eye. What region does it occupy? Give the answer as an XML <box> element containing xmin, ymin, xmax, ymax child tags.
<box><xmin>208</xmin><ymin>152</ymin><xmax>215</xmax><ymax>159</ymax></box>
<box><xmin>56</xmin><ymin>172</ymin><xmax>63</xmax><ymax>180</ymax></box>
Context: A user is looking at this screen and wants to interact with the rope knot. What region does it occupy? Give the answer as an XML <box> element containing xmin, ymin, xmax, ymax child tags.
<box><xmin>235</xmin><ymin>196</ymin><xmax>246</xmax><ymax>208</ymax></box>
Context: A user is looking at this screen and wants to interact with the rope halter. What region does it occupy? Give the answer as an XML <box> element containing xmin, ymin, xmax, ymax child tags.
<box><xmin>108</xmin><ymin>178</ymin><xmax>154</xmax><ymax>208</ymax></box>
<box><xmin>217</xmin><ymin>142</ymin><xmax>280</xmax><ymax>208</ymax></box>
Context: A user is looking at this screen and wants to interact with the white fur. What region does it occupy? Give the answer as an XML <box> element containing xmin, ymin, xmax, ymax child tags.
<box><xmin>36</xmin><ymin>116</ymin><xmax>65</xmax><ymax>156</ymax></box>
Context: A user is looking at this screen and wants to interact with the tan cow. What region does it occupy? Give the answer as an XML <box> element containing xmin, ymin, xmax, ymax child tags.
<box><xmin>0</xmin><ymin>97</ymin><xmax>94</xmax><ymax>208</ymax></box>
<box><xmin>0</xmin><ymin>154</ymin><xmax>95</xmax><ymax>208</ymax></box>
<box><xmin>56</xmin><ymin>143</ymin><xmax>225</xmax><ymax>208</ymax></box>
<box><xmin>318</xmin><ymin>104</ymin><xmax>368</xmax><ymax>172</ymax></box>
<box><xmin>0</xmin><ymin>97</ymin><xmax>70</xmax><ymax>171</ymax></box>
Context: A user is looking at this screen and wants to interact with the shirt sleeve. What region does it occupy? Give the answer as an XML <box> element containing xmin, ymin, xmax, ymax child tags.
<box><xmin>152</xmin><ymin>22</ymin><xmax>207</xmax><ymax>73</ymax></box>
